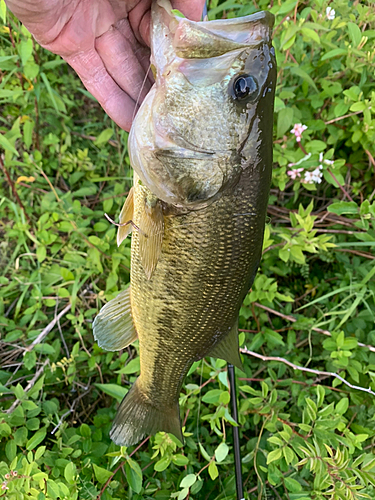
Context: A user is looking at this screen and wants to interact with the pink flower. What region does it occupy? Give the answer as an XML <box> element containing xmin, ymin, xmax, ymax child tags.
<box><xmin>290</xmin><ymin>123</ymin><xmax>308</xmax><ymax>142</ymax></box>
<box><xmin>287</xmin><ymin>168</ymin><xmax>304</xmax><ymax>180</ymax></box>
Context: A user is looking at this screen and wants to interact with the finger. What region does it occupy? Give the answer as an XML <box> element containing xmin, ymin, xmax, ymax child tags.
<box><xmin>131</xmin><ymin>0</ymin><xmax>206</xmax><ymax>47</ymax></box>
<box><xmin>172</xmin><ymin>0</ymin><xmax>206</xmax><ymax>21</ymax></box>
<box><xmin>64</xmin><ymin>47</ymin><xmax>136</xmax><ymax>132</ymax></box>
<box><xmin>95</xmin><ymin>25</ymin><xmax>152</xmax><ymax>105</ymax></box>
<box><xmin>114</xmin><ymin>18</ymin><xmax>153</xmax><ymax>86</ymax></box>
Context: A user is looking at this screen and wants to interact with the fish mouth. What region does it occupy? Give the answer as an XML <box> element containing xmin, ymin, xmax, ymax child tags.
<box><xmin>152</xmin><ymin>1</ymin><xmax>275</xmax><ymax>72</ymax></box>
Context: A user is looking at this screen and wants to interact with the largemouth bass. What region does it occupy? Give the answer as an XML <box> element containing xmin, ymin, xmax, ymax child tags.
<box><xmin>93</xmin><ymin>0</ymin><xmax>276</xmax><ymax>446</ymax></box>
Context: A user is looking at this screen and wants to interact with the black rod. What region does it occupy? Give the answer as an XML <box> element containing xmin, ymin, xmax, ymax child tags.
<box><xmin>228</xmin><ymin>363</ymin><xmax>244</xmax><ymax>500</ymax></box>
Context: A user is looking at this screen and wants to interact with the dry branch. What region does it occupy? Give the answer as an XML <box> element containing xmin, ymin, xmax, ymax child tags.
<box><xmin>5</xmin><ymin>359</ymin><xmax>49</xmax><ymax>414</ymax></box>
<box><xmin>240</xmin><ymin>348</ymin><xmax>375</xmax><ymax>397</ymax></box>
<box><xmin>25</xmin><ymin>303</ymin><xmax>71</xmax><ymax>352</ymax></box>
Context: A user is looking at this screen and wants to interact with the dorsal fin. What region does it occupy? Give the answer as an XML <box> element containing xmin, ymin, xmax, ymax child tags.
<box><xmin>139</xmin><ymin>195</ymin><xmax>164</xmax><ymax>280</ymax></box>
<box><xmin>117</xmin><ymin>187</ymin><xmax>134</xmax><ymax>247</ymax></box>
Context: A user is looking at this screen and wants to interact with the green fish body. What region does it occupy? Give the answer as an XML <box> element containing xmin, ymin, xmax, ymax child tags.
<box><xmin>93</xmin><ymin>0</ymin><xmax>276</xmax><ymax>446</ymax></box>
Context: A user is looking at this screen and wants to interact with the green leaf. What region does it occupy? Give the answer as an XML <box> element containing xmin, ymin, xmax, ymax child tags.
<box><xmin>283</xmin><ymin>447</ymin><xmax>295</xmax><ymax>465</ymax></box>
<box><xmin>215</xmin><ymin>442</ymin><xmax>229</xmax><ymax>463</ymax></box>
<box><xmin>290</xmin><ymin>66</ymin><xmax>318</xmax><ymax>92</ymax></box>
<box><xmin>125</xmin><ymin>458</ymin><xmax>143</xmax><ymax>493</ymax></box>
<box><xmin>277</xmin><ymin>107</ymin><xmax>294</xmax><ymax>137</ymax></box>
<box><xmin>5</xmin><ymin>439</ymin><xmax>16</xmax><ymax>461</ymax></box>
<box><xmin>321</xmin><ymin>48</ymin><xmax>347</xmax><ymax>61</ymax></box>
<box><xmin>0</xmin><ymin>132</ymin><xmax>19</xmax><ymax>156</ymax></box>
<box><xmin>93</xmin><ymin>464</ymin><xmax>113</xmax><ymax>484</ymax></box>
<box><xmin>284</xmin><ymin>477</ymin><xmax>302</xmax><ymax>492</ymax></box>
<box><xmin>154</xmin><ymin>455</ymin><xmax>171</xmax><ymax>472</ymax></box>
<box><xmin>117</xmin><ymin>358</ymin><xmax>140</xmax><ymax>374</ymax></box>
<box><xmin>95</xmin><ymin>383</ymin><xmax>127</xmax><ymax>401</ymax></box>
<box><xmin>336</xmin><ymin>397</ymin><xmax>349</xmax><ymax>415</ymax></box>
<box><xmin>0</xmin><ymin>0</ymin><xmax>6</xmax><ymax>23</ymax></box>
<box><xmin>180</xmin><ymin>474</ymin><xmax>196</xmax><ymax>488</ymax></box>
<box><xmin>172</xmin><ymin>454</ymin><xmax>189</xmax><ymax>466</ymax></box>
<box><xmin>19</xmin><ymin>38</ymin><xmax>33</xmax><ymax>66</ymax></box>
<box><xmin>327</xmin><ymin>201</ymin><xmax>358</xmax><ymax>215</ymax></box>
<box><xmin>64</xmin><ymin>462</ymin><xmax>76</xmax><ymax>484</ymax></box>
<box><xmin>317</xmin><ymin>385</ymin><xmax>325</xmax><ymax>407</ymax></box>
<box><xmin>26</xmin><ymin>428</ymin><xmax>47</xmax><ymax>450</ymax></box>
<box><xmin>208</xmin><ymin>461</ymin><xmax>219</xmax><ymax>480</ymax></box>
<box><xmin>350</xmin><ymin>101</ymin><xmax>366</xmax><ymax>112</ymax></box>
<box><xmin>171</xmin><ymin>8</ymin><xmax>186</xmax><ymax>18</ymax></box>
<box><xmin>36</xmin><ymin>245</ymin><xmax>47</xmax><ymax>263</ymax></box>
<box><xmin>267</xmin><ymin>448</ymin><xmax>282</xmax><ymax>464</ymax></box>
<box><xmin>199</xmin><ymin>442</ymin><xmax>211</xmax><ymax>462</ymax></box>
<box><xmin>348</xmin><ymin>22</ymin><xmax>362</xmax><ymax>47</ymax></box>
<box><xmin>94</xmin><ymin>128</ymin><xmax>114</xmax><ymax>146</ymax></box>
<box><xmin>301</xmin><ymin>27</ymin><xmax>320</xmax><ymax>44</ymax></box>
<box><xmin>23</xmin><ymin>120</ymin><xmax>34</xmax><ymax>149</ymax></box>
<box><xmin>202</xmin><ymin>389</ymin><xmax>222</xmax><ymax>404</ymax></box>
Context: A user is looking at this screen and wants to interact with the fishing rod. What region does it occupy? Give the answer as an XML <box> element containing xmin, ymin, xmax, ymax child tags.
<box><xmin>228</xmin><ymin>363</ymin><xmax>244</xmax><ymax>500</ymax></box>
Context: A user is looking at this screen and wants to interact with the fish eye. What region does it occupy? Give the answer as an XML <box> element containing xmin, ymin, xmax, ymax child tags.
<box><xmin>231</xmin><ymin>74</ymin><xmax>258</xmax><ymax>101</ymax></box>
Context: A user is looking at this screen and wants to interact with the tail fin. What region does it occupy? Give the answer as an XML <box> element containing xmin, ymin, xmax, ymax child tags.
<box><xmin>110</xmin><ymin>378</ymin><xmax>183</xmax><ymax>446</ymax></box>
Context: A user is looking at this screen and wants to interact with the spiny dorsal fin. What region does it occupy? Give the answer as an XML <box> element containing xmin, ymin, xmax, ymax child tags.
<box><xmin>117</xmin><ymin>187</ymin><xmax>134</xmax><ymax>247</ymax></box>
<box><xmin>139</xmin><ymin>195</ymin><xmax>164</xmax><ymax>280</ymax></box>
<box><xmin>93</xmin><ymin>286</ymin><xmax>137</xmax><ymax>351</ymax></box>
<box><xmin>208</xmin><ymin>319</ymin><xmax>244</xmax><ymax>371</ymax></box>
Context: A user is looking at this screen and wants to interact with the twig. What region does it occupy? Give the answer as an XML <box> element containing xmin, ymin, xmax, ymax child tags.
<box><xmin>327</xmin><ymin>169</ymin><xmax>354</xmax><ymax>202</ymax></box>
<box><xmin>365</xmin><ymin>149</ymin><xmax>375</xmax><ymax>169</ymax></box>
<box><xmin>252</xmin><ymin>302</ymin><xmax>375</xmax><ymax>353</ymax></box>
<box><xmin>51</xmin><ymin>386</ymin><xmax>92</xmax><ymax>434</ymax></box>
<box><xmin>25</xmin><ymin>304</ymin><xmax>71</xmax><ymax>352</ymax></box>
<box><xmin>0</xmin><ymin>155</ymin><xmax>31</xmax><ymax>224</ymax></box>
<box><xmin>97</xmin><ymin>436</ymin><xmax>150</xmax><ymax>499</ymax></box>
<box><xmin>5</xmin><ymin>359</ymin><xmax>49</xmax><ymax>413</ymax></box>
<box><xmin>70</xmin><ymin>131</ymin><xmax>119</xmax><ymax>148</ymax></box>
<box><xmin>334</xmin><ymin>248</ymin><xmax>375</xmax><ymax>260</ymax></box>
<box><xmin>240</xmin><ymin>348</ymin><xmax>375</xmax><ymax>397</ymax></box>
<box><xmin>325</xmin><ymin>110</ymin><xmax>364</xmax><ymax>125</ymax></box>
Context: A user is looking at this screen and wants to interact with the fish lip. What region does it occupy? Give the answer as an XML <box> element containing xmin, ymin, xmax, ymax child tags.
<box><xmin>199</xmin><ymin>10</ymin><xmax>275</xmax><ymax>30</ymax></box>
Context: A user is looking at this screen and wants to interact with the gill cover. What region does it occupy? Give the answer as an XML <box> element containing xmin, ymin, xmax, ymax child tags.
<box><xmin>129</xmin><ymin>0</ymin><xmax>275</xmax><ymax>210</ymax></box>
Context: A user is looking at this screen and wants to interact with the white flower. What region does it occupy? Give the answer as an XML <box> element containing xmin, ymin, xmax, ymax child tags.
<box><xmin>326</xmin><ymin>6</ymin><xmax>335</xmax><ymax>20</ymax></box>
<box><xmin>304</xmin><ymin>171</ymin><xmax>314</xmax><ymax>184</ymax></box>
<box><xmin>311</xmin><ymin>167</ymin><xmax>323</xmax><ymax>183</ymax></box>
<box><xmin>290</xmin><ymin>123</ymin><xmax>308</xmax><ymax>142</ymax></box>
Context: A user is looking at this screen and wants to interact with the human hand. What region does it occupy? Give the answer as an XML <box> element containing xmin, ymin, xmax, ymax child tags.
<box><xmin>5</xmin><ymin>0</ymin><xmax>205</xmax><ymax>131</ymax></box>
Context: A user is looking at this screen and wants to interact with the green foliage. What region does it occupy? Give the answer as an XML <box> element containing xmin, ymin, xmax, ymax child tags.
<box><xmin>0</xmin><ymin>1</ymin><xmax>374</xmax><ymax>499</ymax></box>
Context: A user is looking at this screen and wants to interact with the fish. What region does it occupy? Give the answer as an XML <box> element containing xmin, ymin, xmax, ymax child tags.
<box><xmin>93</xmin><ymin>0</ymin><xmax>276</xmax><ymax>447</ymax></box>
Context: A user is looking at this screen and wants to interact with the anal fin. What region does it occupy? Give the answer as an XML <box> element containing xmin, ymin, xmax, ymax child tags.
<box><xmin>93</xmin><ymin>286</ymin><xmax>137</xmax><ymax>351</ymax></box>
<box><xmin>139</xmin><ymin>195</ymin><xmax>164</xmax><ymax>280</ymax></box>
<box><xmin>208</xmin><ymin>318</ymin><xmax>244</xmax><ymax>371</ymax></box>
<box><xmin>117</xmin><ymin>187</ymin><xmax>134</xmax><ymax>247</ymax></box>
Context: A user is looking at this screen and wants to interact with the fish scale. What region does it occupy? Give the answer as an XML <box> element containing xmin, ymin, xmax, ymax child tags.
<box><xmin>93</xmin><ymin>0</ymin><xmax>276</xmax><ymax>446</ymax></box>
<box><xmin>125</xmin><ymin>162</ymin><xmax>271</xmax><ymax>433</ymax></box>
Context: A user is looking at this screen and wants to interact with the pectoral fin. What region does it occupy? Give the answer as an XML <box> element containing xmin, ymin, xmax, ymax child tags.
<box><xmin>93</xmin><ymin>286</ymin><xmax>137</xmax><ymax>351</ymax></box>
<box><xmin>117</xmin><ymin>187</ymin><xmax>134</xmax><ymax>247</ymax></box>
<box><xmin>139</xmin><ymin>196</ymin><xmax>164</xmax><ymax>280</ymax></box>
<box><xmin>208</xmin><ymin>319</ymin><xmax>244</xmax><ymax>371</ymax></box>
